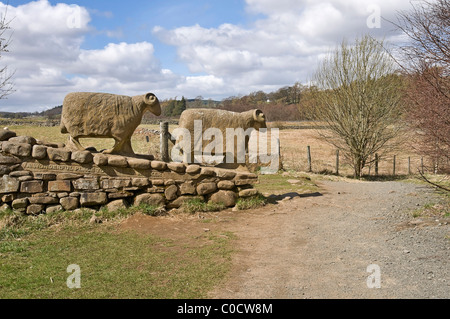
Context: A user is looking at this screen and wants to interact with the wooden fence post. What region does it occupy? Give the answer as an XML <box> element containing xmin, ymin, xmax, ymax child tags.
<box><xmin>393</xmin><ymin>155</ymin><xmax>396</xmax><ymax>176</ymax></box>
<box><xmin>277</xmin><ymin>137</ymin><xmax>282</xmax><ymax>171</ymax></box>
<box><xmin>335</xmin><ymin>149</ymin><xmax>339</xmax><ymax>175</ymax></box>
<box><xmin>375</xmin><ymin>153</ymin><xmax>379</xmax><ymax>176</ymax></box>
<box><xmin>160</xmin><ymin>122</ymin><xmax>170</xmax><ymax>162</ymax></box>
<box><xmin>408</xmin><ymin>157</ymin><xmax>411</xmax><ymax>175</ymax></box>
<box><xmin>307</xmin><ymin>146</ymin><xmax>312</xmax><ymax>172</ymax></box>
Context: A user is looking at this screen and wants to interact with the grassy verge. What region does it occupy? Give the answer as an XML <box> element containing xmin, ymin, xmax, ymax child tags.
<box><xmin>410</xmin><ymin>200</ymin><xmax>450</xmax><ymax>219</ymax></box>
<box><xmin>402</xmin><ymin>174</ymin><xmax>449</xmax><ymax>221</ymax></box>
<box><xmin>235</xmin><ymin>194</ymin><xmax>268</xmax><ymax>210</ymax></box>
<box><xmin>255</xmin><ymin>171</ymin><xmax>320</xmax><ymax>196</ymax></box>
<box><xmin>180</xmin><ymin>198</ymin><xmax>226</xmax><ymax>214</ymax></box>
<box><xmin>179</xmin><ymin>192</ymin><xmax>269</xmax><ymax>213</ymax></box>
<box><xmin>0</xmin><ymin>206</ymin><xmax>234</xmax><ymax>299</ymax></box>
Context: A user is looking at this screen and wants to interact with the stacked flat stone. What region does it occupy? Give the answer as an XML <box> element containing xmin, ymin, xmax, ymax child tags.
<box><xmin>0</xmin><ymin>130</ymin><xmax>259</xmax><ymax>215</ymax></box>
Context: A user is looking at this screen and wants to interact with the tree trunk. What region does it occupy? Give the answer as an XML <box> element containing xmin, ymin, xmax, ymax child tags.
<box><xmin>354</xmin><ymin>155</ymin><xmax>365</xmax><ymax>179</ymax></box>
<box><xmin>354</xmin><ymin>158</ymin><xmax>361</xmax><ymax>179</ymax></box>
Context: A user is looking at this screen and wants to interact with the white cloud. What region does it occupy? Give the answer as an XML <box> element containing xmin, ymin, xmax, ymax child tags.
<box><xmin>0</xmin><ymin>0</ymin><xmax>422</xmax><ymax>112</ymax></box>
<box><xmin>153</xmin><ymin>0</ymin><xmax>416</xmax><ymax>98</ymax></box>
<box><xmin>74</xmin><ymin>42</ymin><xmax>160</xmax><ymax>78</ymax></box>
<box><xmin>0</xmin><ymin>0</ymin><xmax>180</xmax><ymax>112</ymax></box>
<box><xmin>168</xmin><ymin>75</ymin><xmax>226</xmax><ymax>101</ymax></box>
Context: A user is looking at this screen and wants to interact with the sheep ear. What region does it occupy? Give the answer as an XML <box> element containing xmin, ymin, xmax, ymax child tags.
<box><xmin>253</xmin><ymin>109</ymin><xmax>265</xmax><ymax>122</ymax></box>
<box><xmin>144</xmin><ymin>93</ymin><xmax>157</xmax><ymax>104</ymax></box>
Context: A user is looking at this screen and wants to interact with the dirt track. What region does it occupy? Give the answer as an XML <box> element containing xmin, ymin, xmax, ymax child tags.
<box><xmin>208</xmin><ymin>180</ymin><xmax>449</xmax><ymax>299</ymax></box>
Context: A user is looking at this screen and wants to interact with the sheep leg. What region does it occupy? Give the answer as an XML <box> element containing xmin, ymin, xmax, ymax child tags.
<box><xmin>102</xmin><ymin>138</ymin><xmax>120</xmax><ymax>154</ymax></box>
<box><xmin>103</xmin><ymin>136</ymin><xmax>134</xmax><ymax>155</ymax></box>
<box><xmin>119</xmin><ymin>138</ymin><xmax>135</xmax><ymax>155</ymax></box>
<box><xmin>67</xmin><ymin>136</ymin><xmax>85</xmax><ymax>151</ymax></box>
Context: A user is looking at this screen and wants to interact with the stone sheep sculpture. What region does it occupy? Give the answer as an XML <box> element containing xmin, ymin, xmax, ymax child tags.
<box><xmin>175</xmin><ymin>108</ymin><xmax>267</xmax><ymax>169</ymax></box>
<box><xmin>60</xmin><ymin>92</ymin><xmax>161</xmax><ymax>155</ymax></box>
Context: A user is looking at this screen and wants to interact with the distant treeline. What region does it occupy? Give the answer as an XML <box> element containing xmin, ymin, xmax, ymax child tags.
<box><xmin>1</xmin><ymin>83</ymin><xmax>310</xmax><ymax>122</ymax></box>
<box><xmin>145</xmin><ymin>82</ymin><xmax>309</xmax><ymax>122</ymax></box>
<box><xmin>0</xmin><ymin>105</ymin><xmax>62</xmax><ymax>120</ymax></box>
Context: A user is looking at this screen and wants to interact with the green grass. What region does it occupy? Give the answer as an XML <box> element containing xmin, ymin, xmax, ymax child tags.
<box><xmin>410</xmin><ymin>201</ymin><xmax>450</xmax><ymax>219</ymax></box>
<box><xmin>235</xmin><ymin>194</ymin><xmax>268</xmax><ymax>210</ymax></box>
<box><xmin>180</xmin><ymin>198</ymin><xmax>226</xmax><ymax>214</ymax></box>
<box><xmin>255</xmin><ymin>172</ymin><xmax>319</xmax><ymax>195</ymax></box>
<box><xmin>8</xmin><ymin>124</ymin><xmax>160</xmax><ymax>157</ymax></box>
<box><xmin>0</xmin><ymin>206</ymin><xmax>234</xmax><ymax>299</ymax></box>
<box><xmin>0</xmin><ymin>205</ymin><xmax>159</xmax><ymax>244</ymax></box>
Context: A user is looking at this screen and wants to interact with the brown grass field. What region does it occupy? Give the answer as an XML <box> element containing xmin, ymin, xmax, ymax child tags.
<box><xmin>7</xmin><ymin>122</ymin><xmax>433</xmax><ymax>178</ymax></box>
<box><xmin>277</xmin><ymin>128</ymin><xmax>424</xmax><ymax>177</ymax></box>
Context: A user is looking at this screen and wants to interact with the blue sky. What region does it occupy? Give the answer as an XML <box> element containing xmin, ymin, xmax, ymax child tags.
<box><xmin>1</xmin><ymin>0</ymin><xmax>416</xmax><ymax>112</ymax></box>
<box><xmin>62</xmin><ymin>1</ymin><xmax>249</xmax><ymax>58</ymax></box>
<box><xmin>9</xmin><ymin>0</ymin><xmax>251</xmax><ymax>75</ymax></box>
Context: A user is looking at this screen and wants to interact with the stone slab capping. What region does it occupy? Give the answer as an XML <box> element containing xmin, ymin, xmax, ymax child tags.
<box><xmin>0</xmin><ymin>130</ymin><xmax>259</xmax><ymax>214</ymax></box>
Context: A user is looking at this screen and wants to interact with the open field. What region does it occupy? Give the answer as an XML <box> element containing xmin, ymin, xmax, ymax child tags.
<box><xmin>8</xmin><ymin>122</ymin><xmax>435</xmax><ymax>178</ymax></box>
<box><xmin>277</xmin><ymin>128</ymin><xmax>426</xmax><ymax>177</ymax></box>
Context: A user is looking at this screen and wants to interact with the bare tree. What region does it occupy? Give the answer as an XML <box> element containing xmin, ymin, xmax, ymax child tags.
<box><xmin>0</xmin><ymin>4</ymin><xmax>14</xmax><ymax>99</ymax></box>
<box><xmin>307</xmin><ymin>35</ymin><xmax>405</xmax><ymax>178</ymax></box>
<box><xmin>393</xmin><ymin>0</ymin><xmax>449</xmax><ymax>176</ymax></box>
<box><xmin>403</xmin><ymin>67</ymin><xmax>449</xmax><ymax>174</ymax></box>
<box><xmin>394</xmin><ymin>0</ymin><xmax>449</xmax><ymax>74</ymax></box>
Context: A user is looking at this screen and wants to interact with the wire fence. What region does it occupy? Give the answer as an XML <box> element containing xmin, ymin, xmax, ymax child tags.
<box><xmin>282</xmin><ymin>145</ymin><xmax>449</xmax><ymax>177</ymax></box>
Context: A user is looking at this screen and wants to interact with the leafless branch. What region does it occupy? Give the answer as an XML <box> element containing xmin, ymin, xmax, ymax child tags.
<box><xmin>307</xmin><ymin>36</ymin><xmax>405</xmax><ymax>178</ymax></box>
<box><xmin>0</xmin><ymin>3</ymin><xmax>14</xmax><ymax>99</ymax></box>
<box><xmin>418</xmin><ymin>169</ymin><xmax>450</xmax><ymax>192</ymax></box>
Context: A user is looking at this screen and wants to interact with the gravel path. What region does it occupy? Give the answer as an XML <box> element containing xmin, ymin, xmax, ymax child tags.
<box><xmin>210</xmin><ymin>180</ymin><xmax>449</xmax><ymax>299</ymax></box>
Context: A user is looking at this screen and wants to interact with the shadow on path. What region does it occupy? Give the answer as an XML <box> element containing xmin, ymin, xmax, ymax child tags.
<box><xmin>266</xmin><ymin>191</ymin><xmax>323</xmax><ymax>204</ymax></box>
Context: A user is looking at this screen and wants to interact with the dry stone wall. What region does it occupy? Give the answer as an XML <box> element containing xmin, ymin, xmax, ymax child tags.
<box><xmin>0</xmin><ymin>130</ymin><xmax>259</xmax><ymax>214</ymax></box>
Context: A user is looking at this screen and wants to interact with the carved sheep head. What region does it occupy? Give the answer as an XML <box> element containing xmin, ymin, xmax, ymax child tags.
<box><xmin>253</xmin><ymin>109</ymin><xmax>267</xmax><ymax>129</ymax></box>
<box><xmin>144</xmin><ymin>93</ymin><xmax>162</xmax><ymax>116</ymax></box>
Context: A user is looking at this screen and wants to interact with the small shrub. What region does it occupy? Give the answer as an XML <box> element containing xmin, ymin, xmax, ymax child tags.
<box><xmin>94</xmin><ymin>204</ymin><xmax>165</xmax><ymax>219</ymax></box>
<box><xmin>181</xmin><ymin>198</ymin><xmax>226</xmax><ymax>214</ymax></box>
<box><xmin>0</xmin><ymin>209</ymin><xmax>22</xmax><ymax>229</ymax></box>
<box><xmin>235</xmin><ymin>194</ymin><xmax>267</xmax><ymax>210</ymax></box>
<box><xmin>0</xmin><ymin>211</ymin><xmax>50</xmax><ymax>242</ymax></box>
<box><xmin>138</xmin><ymin>204</ymin><xmax>165</xmax><ymax>216</ymax></box>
